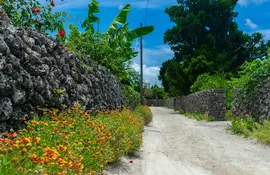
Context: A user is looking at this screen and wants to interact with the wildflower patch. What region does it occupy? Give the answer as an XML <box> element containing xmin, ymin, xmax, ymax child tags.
<box><xmin>0</xmin><ymin>104</ymin><xmax>144</xmax><ymax>174</ymax></box>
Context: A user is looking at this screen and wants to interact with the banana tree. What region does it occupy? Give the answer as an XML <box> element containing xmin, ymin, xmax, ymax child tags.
<box><xmin>82</xmin><ymin>1</ymin><xmax>154</xmax><ymax>55</ymax></box>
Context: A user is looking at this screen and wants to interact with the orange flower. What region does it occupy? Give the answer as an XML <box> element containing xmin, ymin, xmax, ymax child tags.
<box><xmin>42</xmin><ymin>148</ymin><xmax>60</xmax><ymax>160</ymax></box>
<box><xmin>32</xmin><ymin>120</ymin><xmax>39</xmax><ymax>125</ymax></box>
<box><xmin>19</xmin><ymin>137</ymin><xmax>31</xmax><ymax>144</ymax></box>
<box><xmin>57</xmin><ymin>145</ymin><xmax>67</xmax><ymax>152</ymax></box>
<box><xmin>80</xmin><ymin>131</ymin><xmax>86</xmax><ymax>136</ymax></box>
<box><xmin>32</xmin><ymin>137</ymin><xmax>41</xmax><ymax>143</ymax></box>
<box><xmin>41</xmin><ymin>121</ymin><xmax>48</xmax><ymax>126</ymax></box>
<box><xmin>64</xmin><ymin>161</ymin><xmax>73</xmax><ymax>168</ymax></box>
<box><xmin>29</xmin><ymin>154</ymin><xmax>44</xmax><ymax>163</ymax></box>
<box><xmin>63</xmin><ymin>141</ymin><xmax>70</xmax><ymax>146</ymax></box>
<box><xmin>73</xmin><ymin>163</ymin><xmax>84</xmax><ymax>171</ymax></box>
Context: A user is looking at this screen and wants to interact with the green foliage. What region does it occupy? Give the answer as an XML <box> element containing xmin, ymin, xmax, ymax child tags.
<box><xmin>231</xmin><ymin>58</ymin><xmax>270</xmax><ymax>98</ymax></box>
<box><xmin>228</xmin><ymin>114</ymin><xmax>256</xmax><ymax>137</ymax></box>
<box><xmin>225</xmin><ymin>109</ymin><xmax>233</xmax><ymax>121</ymax></box>
<box><xmin>143</xmin><ymin>84</ymin><xmax>165</xmax><ymax>99</ymax></box>
<box><xmin>66</xmin><ymin>1</ymin><xmax>154</xmax><ymax>85</ymax></box>
<box><xmin>3</xmin><ymin>0</ymin><xmax>66</xmax><ymax>34</ymax></box>
<box><xmin>253</xmin><ymin>121</ymin><xmax>270</xmax><ymax>144</ymax></box>
<box><xmin>158</xmin><ymin>59</ymin><xmax>171</xmax><ymax>92</ymax></box>
<box><xmin>134</xmin><ymin>106</ymin><xmax>153</xmax><ymax>125</ymax></box>
<box><xmin>178</xmin><ymin>109</ymin><xmax>185</xmax><ymax>114</ymax></box>
<box><xmin>184</xmin><ymin>112</ymin><xmax>214</xmax><ymax>122</ymax></box>
<box><xmin>121</xmin><ymin>85</ymin><xmax>140</xmax><ymax>109</ymax></box>
<box><xmin>190</xmin><ymin>73</ymin><xmax>233</xmax><ymax>108</ymax></box>
<box><xmin>164</xmin><ymin>59</ymin><xmax>190</xmax><ymax>96</ymax></box>
<box><xmin>161</xmin><ymin>0</ymin><xmax>270</xmax><ymax>96</ymax></box>
<box><xmin>228</xmin><ymin>114</ymin><xmax>270</xmax><ymax>144</ymax></box>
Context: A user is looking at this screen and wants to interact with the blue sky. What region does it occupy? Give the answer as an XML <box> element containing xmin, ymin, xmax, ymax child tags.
<box><xmin>49</xmin><ymin>0</ymin><xmax>270</xmax><ymax>86</ymax></box>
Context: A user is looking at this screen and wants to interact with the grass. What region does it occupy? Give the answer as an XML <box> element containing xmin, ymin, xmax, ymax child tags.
<box><xmin>184</xmin><ymin>112</ymin><xmax>214</xmax><ymax>122</ymax></box>
<box><xmin>227</xmin><ymin>113</ymin><xmax>270</xmax><ymax>144</ymax></box>
<box><xmin>178</xmin><ymin>109</ymin><xmax>185</xmax><ymax>114</ymax></box>
<box><xmin>0</xmin><ymin>104</ymin><xmax>145</xmax><ymax>175</ymax></box>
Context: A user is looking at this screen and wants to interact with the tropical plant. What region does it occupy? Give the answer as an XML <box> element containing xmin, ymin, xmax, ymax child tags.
<box><xmin>2</xmin><ymin>0</ymin><xmax>66</xmax><ymax>35</ymax></box>
<box><xmin>66</xmin><ymin>0</ymin><xmax>154</xmax><ymax>83</ymax></box>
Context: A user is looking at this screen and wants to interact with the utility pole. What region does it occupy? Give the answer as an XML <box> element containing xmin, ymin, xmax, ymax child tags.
<box><xmin>140</xmin><ymin>22</ymin><xmax>144</xmax><ymax>105</ymax></box>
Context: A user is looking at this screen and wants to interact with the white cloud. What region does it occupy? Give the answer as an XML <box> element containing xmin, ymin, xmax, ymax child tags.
<box><xmin>51</xmin><ymin>0</ymin><xmax>175</xmax><ymax>9</ymax></box>
<box><xmin>131</xmin><ymin>63</ymin><xmax>161</xmax><ymax>86</ymax></box>
<box><xmin>131</xmin><ymin>44</ymin><xmax>174</xmax><ymax>86</ymax></box>
<box><xmin>244</xmin><ymin>18</ymin><xmax>258</xmax><ymax>29</ymax></box>
<box><xmin>133</xmin><ymin>44</ymin><xmax>174</xmax><ymax>67</ymax></box>
<box><xmin>238</xmin><ymin>0</ymin><xmax>269</xmax><ymax>6</ymax></box>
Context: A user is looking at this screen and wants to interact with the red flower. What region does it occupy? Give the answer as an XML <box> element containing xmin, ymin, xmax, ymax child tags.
<box><xmin>30</xmin><ymin>7</ymin><xmax>40</xmax><ymax>13</ymax></box>
<box><xmin>64</xmin><ymin>49</ymin><xmax>68</xmax><ymax>53</ymax></box>
<box><xmin>51</xmin><ymin>0</ymin><xmax>55</xmax><ymax>7</ymax></box>
<box><xmin>129</xmin><ymin>160</ymin><xmax>133</xmax><ymax>164</ymax></box>
<box><xmin>58</xmin><ymin>30</ymin><xmax>65</xmax><ymax>37</ymax></box>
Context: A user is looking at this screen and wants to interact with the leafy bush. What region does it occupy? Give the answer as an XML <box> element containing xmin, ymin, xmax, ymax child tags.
<box><xmin>190</xmin><ymin>73</ymin><xmax>233</xmax><ymax>108</ymax></box>
<box><xmin>3</xmin><ymin>0</ymin><xmax>66</xmax><ymax>35</ymax></box>
<box><xmin>66</xmin><ymin>1</ymin><xmax>154</xmax><ymax>83</ymax></box>
<box><xmin>0</xmin><ymin>104</ymin><xmax>144</xmax><ymax>174</ymax></box>
<box><xmin>253</xmin><ymin>120</ymin><xmax>270</xmax><ymax>144</ymax></box>
<box><xmin>134</xmin><ymin>106</ymin><xmax>153</xmax><ymax>125</ymax></box>
<box><xmin>184</xmin><ymin>112</ymin><xmax>214</xmax><ymax>121</ymax></box>
<box><xmin>228</xmin><ymin>114</ymin><xmax>256</xmax><ymax>137</ymax></box>
<box><xmin>231</xmin><ymin>58</ymin><xmax>270</xmax><ymax>99</ymax></box>
<box><xmin>178</xmin><ymin>109</ymin><xmax>185</xmax><ymax>114</ymax></box>
<box><xmin>122</xmin><ymin>85</ymin><xmax>140</xmax><ymax>109</ymax></box>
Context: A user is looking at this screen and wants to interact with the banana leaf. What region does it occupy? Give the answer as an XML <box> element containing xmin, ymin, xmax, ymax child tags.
<box><xmin>107</xmin><ymin>4</ymin><xmax>131</xmax><ymax>32</ymax></box>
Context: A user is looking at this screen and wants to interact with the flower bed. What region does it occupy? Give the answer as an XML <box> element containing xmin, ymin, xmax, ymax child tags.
<box><xmin>0</xmin><ymin>104</ymin><xmax>144</xmax><ymax>174</ymax></box>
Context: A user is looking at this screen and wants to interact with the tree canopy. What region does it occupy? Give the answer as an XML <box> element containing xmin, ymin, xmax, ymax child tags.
<box><xmin>161</xmin><ymin>0</ymin><xmax>270</xmax><ymax>96</ymax></box>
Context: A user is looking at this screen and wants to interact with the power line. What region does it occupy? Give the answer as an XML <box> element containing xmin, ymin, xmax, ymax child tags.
<box><xmin>144</xmin><ymin>0</ymin><xmax>149</xmax><ymax>26</ymax></box>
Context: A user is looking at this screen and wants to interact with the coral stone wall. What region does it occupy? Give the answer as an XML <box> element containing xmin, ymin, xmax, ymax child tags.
<box><xmin>0</xmin><ymin>8</ymin><xmax>124</xmax><ymax>131</ymax></box>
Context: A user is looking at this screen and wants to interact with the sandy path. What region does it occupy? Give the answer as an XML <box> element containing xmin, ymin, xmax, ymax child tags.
<box><xmin>104</xmin><ymin>107</ymin><xmax>270</xmax><ymax>175</ymax></box>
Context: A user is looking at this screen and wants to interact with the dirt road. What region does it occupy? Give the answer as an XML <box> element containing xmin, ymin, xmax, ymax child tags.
<box><xmin>105</xmin><ymin>107</ymin><xmax>270</xmax><ymax>175</ymax></box>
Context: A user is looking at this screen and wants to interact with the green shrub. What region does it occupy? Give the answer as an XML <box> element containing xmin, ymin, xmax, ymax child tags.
<box><xmin>190</xmin><ymin>73</ymin><xmax>233</xmax><ymax>108</ymax></box>
<box><xmin>0</xmin><ymin>104</ymin><xmax>144</xmax><ymax>174</ymax></box>
<box><xmin>122</xmin><ymin>85</ymin><xmax>140</xmax><ymax>109</ymax></box>
<box><xmin>228</xmin><ymin>114</ymin><xmax>256</xmax><ymax>137</ymax></box>
<box><xmin>225</xmin><ymin>109</ymin><xmax>233</xmax><ymax>121</ymax></box>
<box><xmin>178</xmin><ymin>109</ymin><xmax>185</xmax><ymax>114</ymax></box>
<box><xmin>253</xmin><ymin>121</ymin><xmax>270</xmax><ymax>144</ymax></box>
<box><xmin>3</xmin><ymin>0</ymin><xmax>66</xmax><ymax>34</ymax></box>
<box><xmin>134</xmin><ymin>106</ymin><xmax>153</xmax><ymax>125</ymax></box>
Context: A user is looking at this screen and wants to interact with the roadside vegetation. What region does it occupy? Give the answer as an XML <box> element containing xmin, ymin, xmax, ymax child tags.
<box><xmin>0</xmin><ymin>104</ymin><xmax>147</xmax><ymax>174</ymax></box>
<box><xmin>227</xmin><ymin>113</ymin><xmax>270</xmax><ymax>144</ymax></box>
<box><xmin>183</xmin><ymin>112</ymin><xmax>214</xmax><ymax>122</ymax></box>
<box><xmin>135</xmin><ymin>106</ymin><xmax>153</xmax><ymax>125</ymax></box>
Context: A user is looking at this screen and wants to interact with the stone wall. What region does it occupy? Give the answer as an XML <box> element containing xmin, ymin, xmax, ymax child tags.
<box><xmin>0</xmin><ymin>8</ymin><xmax>124</xmax><ymax>131</ymax></box>
<box><xmin>146</xmin><ymin>99</ymin><xmax>165</xmax><ymax>107</ymax></box>
<box><xmin>166</xmin><ymin>89</ymin><xmax>226</xmax><ymax>121</ymax></box>
<box><xmin>232</xmin><ymin>77</ymin><xmax>270</xmax><ymax>122</ymax></box>
<box><xmin>166</xmin><ymin>97</ymin><xmax>175</xmax><ymax>109</ymax></box>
